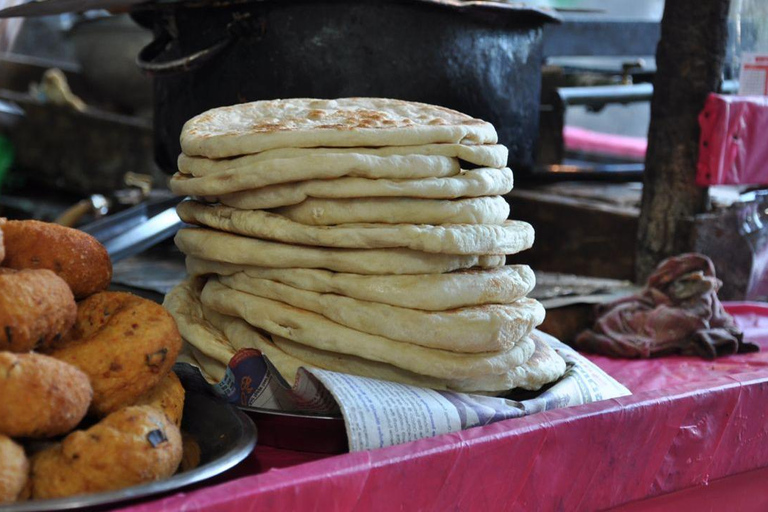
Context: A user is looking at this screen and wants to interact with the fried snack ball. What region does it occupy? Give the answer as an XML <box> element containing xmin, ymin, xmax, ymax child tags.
<box><xmin>0</xmin><ymin>220</ymin><xmax>112</xmax><ymax>299</ymax></box>
<box><xmin>0</xmin><ymin>352</ymin><xmax>92</xmax><ymax>438</ymax></box>
<box><xmin>133</xmin><ymin>371</ymin><xmax>185</xmax><ymax>427</ymax></box>
<box><xmin>30</xmin><ymin>406</ymin><xmax>182</xmax><ymax>499</ymax></box>
<box><xmin>0</xmin><ymin>435</ymin><xmax>28</xmax><ymax>504</ymax></box>
<box><xmin>0</xmin><ymin>268</ymin><xmax>77</xmax><ymax>352</ymax></box>
<box><xmin>47</xmin><ymin>292</ymin><xmax>182</xmax><ymax>416</ymax></box>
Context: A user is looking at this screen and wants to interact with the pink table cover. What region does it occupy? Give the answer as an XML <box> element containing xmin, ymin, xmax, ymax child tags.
<box><xmin>115</xmin><ymin>302</ymin><xmax>768</xmax><ymax>511</ymax></box>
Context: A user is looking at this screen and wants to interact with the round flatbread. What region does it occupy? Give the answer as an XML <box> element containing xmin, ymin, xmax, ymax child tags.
<box><xmin>177</xmin><ymin>201</ymin><xmax>534</xmax><ymax>255</ymax></box>
<box><xmin>174</xmin><ymin>228</ymin><xmax>505</xmax><ymax>275</ymax></box>
<box><xmin>185</xmin><ymin>258</ymin><xmax>536</xmax><ymax>311</ymax></box>
<box><xmin>194</xmin><ymin>167</ymin><xmax>513</xmax><ymax>210</ymax></box>
<box><xmin>166</xmin><ymin>279</ymin><xmax>564</xmax><ymax>393</ymax></box>
<box><xmin>219</xmin><ymin>272</ymin><xmax>544</xmax><ymax>353</ymax></box>
<box><xmin>172</xmin><ymin>153</ymin><xmax>460</xmax><ymax>195</ymax></box>
<box><xmin>178</xmin><ymin>143</ymin><xmax>508</xmax><ymax>176</ymax></box>
<box><xmin>181</xmin><ymin>98</ymin><xmax>497</xmax><ymax>158</ymax></box>
<box><xmin>201</xmin><ymin>278</ymin><xmax>534</xmax><ymax>380</ymax></box>
<box><xmin>162</xmin><ymin>277</ymin><xmax>235</xmax><ymax>365</ymax></box>
<box><xmin>273</xmin><ymin>196</ymin><xmax>510</xmax><ymax>226</ymax></box>
<box><xmin>164</xmin><ymin>279</ymin><xmax>305</xmax><ymax>384</ymax></box>
<box><xmin>272</xmin><ymin>332</ymin><xmax>566</xmax><ymax>393</ymax></box>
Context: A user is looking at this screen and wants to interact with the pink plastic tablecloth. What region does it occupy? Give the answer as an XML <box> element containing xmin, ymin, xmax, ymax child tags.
<box><xmin>116</xmin><ymin>302</ymin><xmax>768</xmax><ymax>512</ymax></box>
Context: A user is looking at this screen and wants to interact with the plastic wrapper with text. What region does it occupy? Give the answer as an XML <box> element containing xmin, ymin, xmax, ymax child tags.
<box><xmin>179</xmin><ymin>331</ymin><xmax>630</xmax><ymax>452</ymax></box>
<box><xmin>697</xmin><ymin>93</ymin><xmax>768</xmax><ymax>186</ymax></box>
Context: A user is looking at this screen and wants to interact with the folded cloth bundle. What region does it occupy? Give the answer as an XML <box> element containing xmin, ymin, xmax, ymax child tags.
<box><xmin>575</xmin><ymin>253</ymin><xmax>758</xmax><ymax>359</ymax></box>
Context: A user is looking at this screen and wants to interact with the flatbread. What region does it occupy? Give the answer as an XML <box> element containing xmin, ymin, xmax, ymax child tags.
<box><xmin>167</xmin><ymin>279</ymin><xmax>563</xmax><ymax>393</ymax></box>
<box><xmin>175</xmin><ymin>228</ymin><xmax>505</xmax><ymax>275</ymax></box>
<box><xmin>188</xmin><ymin>345</ymin><xmax>228</xmax><ymax>383</ymax></box>
<box><xmin>447</xmin><ymin>331</ymin><xmax>566</xmax><ymax>392</ymax></box>
<box><xmin>273</xmin><ymin>196</ymin><xmax>510</xmax><ymax>226</ymax></box>
<box><xmin>177</xmin><ymin>201</ymin><xmax>534</xmax><ymax>255</ymax></box>
<box><xmin>172</xmin><ymin>154</ymin><xmax>461</xmax><ymax>195</ymax></box>
<box><xmin>165</xmin><ymin>278</ymin><xmax>307</xmax><ymax>383</ymax></box>
<box><xmin>197</xmin><ymin>167</ymin><xmax>514</xmax><ymax>210</ymax></box>
<box><xmin>179</xmin><ymin>153</ymin><xmax>459</xmax><ymax>180</ymax></box>
<box><xmin>180</xmin><ymin>98</ymin><xmax>497</xmax><ymax>158</ymax></box>
<box><xmin>178</xmin><ymin>143</ymin><xmax>508</xmax><ymax>176</ymax></box>
<box><xmin>201</xmin><ymin>278</ymin><xmax>535</xmax><ymax>380</ymax></box>
<box><xmin>270</xmin><ymin>335</ymin><xmax>452</xmax><ymax>389</ymax></box>
<box><xmin>273</xmin><ymin>332</ymin><xmax>566</xmax><ymax>393</ymax></box>
<box><xmin>220</xmin><ymin>272</ymin><xmax>545</xmax><ymax>352</ymax></box>
<box><xmin>202</xmin><ymin>305</ymin><xmax>307</xmax><ymax>383</ymax></box>
<box><xmin>163</xmin><ymin>277</ymin><xmax>235</xmax><ymax>364</ymax></box>
<box><xmin>185</xmin><ymin>258</ymin><xmax>536</xmax><ymax>311</ymax></box>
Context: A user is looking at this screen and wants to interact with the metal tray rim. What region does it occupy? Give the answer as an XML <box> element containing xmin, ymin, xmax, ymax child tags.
<box><xmin>1</xmin><ymin>404</ymin><xmax>256</xmax><ymax>512</ymax></box>
<box><xmin>239</xmin><ymin>405</ymin><xmax>342</xmax><ymax>421</ymax></box>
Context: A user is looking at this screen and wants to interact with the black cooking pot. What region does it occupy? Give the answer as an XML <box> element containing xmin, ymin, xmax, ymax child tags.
<box><xmin>135</xmin><ymin>0</ymin><xmax>559</xmax><ymax>173</ymax></box>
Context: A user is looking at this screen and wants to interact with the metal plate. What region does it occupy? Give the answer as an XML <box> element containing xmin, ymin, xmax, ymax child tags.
<box><xmin>240</xmin><ymin>406</ymin><xmax>341</xmax><ymax>421</ymax></box>
<box><xmin>1</xmin><ymin>387</ymin><xmax>257</xmax><ymax>512</ymax></box>
<box><xmin>240</xmin><ymin>406</ymin><xmax>347</xmax><ymax>454</ymax></box>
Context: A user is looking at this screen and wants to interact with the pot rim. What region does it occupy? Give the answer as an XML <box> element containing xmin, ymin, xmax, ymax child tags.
<box><xmin>0</xmin><ymin>0</ymin><xmax>561</xmax><ymax>24</ymax></box>
<box><xmin>145</xmin><ymin>0</ymin><xmax>561</xmax><ymax>24</ymax></box>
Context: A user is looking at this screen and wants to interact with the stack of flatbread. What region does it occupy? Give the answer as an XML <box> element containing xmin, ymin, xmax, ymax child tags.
<box><xmin>164</xmin><ymin>98</ymin><xmax>566</xmax><ymax>394</ymax></box>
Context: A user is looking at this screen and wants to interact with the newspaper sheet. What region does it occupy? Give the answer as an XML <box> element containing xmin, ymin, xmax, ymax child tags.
<box><xmin>179</xmin><ymin>330</ymin><xmax>630</xmax><ymax>452</ymax></box>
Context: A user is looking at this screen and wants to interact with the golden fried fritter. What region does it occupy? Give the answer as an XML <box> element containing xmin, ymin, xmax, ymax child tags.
<box><xmin>0</xmin><ymin>435</ymin><xmax>28</xmax><ymax>504</ymax></box>
<box><xmin>0</xmin><ymin>269</ymin><xmax>76</xmax><ymax>352</ymax></box>
<box><xmin>30</xmin><ymin>406</ymin><xmax>182</xmax><ymax>500</ymax></box>
<box><xmin>133</xmin><ymin>371</ymin><xmax>185</xmax><ymax>427</ymax></box>
<box><xmin>1</xmin><ymin>220</ymin><xmax>112</xmax><ymax>299</ymax></box>
<box><xmin>47</xmin><ymin>292</ymin><xmax>182</xmax><ymax>416</ymax></box>
<box><xmin>0</xmin><ymin>352</ymin><xmax>92</xmax><ymax>438</ymax></box>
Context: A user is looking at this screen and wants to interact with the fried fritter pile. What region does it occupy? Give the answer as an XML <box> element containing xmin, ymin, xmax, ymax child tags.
<box><xmin>0</xmin><ymin>219</ymin><xmax>186</xmax><ymax>503</ymax></box>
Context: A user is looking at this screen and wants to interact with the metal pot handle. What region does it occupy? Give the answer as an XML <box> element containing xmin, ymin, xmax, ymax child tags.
<box><xmin>137</xmin><ymin>13</ymin><xmax>261</xmax><ymax>76</ymax></box>
<box><xmin>136</xmin><ymin>33</ymin><xmax>232</xmax><ymax>76</ymax></box>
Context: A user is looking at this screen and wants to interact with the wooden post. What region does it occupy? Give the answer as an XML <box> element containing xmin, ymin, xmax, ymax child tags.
<box><xmin>636</xmin><ymin>0</ymin><xmax>731</xmax><ymax>283</ymax></box>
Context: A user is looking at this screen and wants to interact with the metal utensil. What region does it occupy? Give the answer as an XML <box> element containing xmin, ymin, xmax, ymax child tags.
<box><xmin>0</xmin><ymin>0</ymin><xmax>146</xmax><ymax>18</ymax></box>
<box><xmin>100</xmin><ymin>206</ymin><xmax>183</xmax><ymax>263</ymax></box>
<box><xmin>80</xmin><ymin>195</ymin><xmax>184</xmax><ymax>262</ymax></box>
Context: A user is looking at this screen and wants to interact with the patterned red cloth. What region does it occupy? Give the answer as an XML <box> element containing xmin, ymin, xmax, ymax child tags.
<box><xmin>575</xmin><ymin>254</ymin><xmax>758</xmax><ymax>359</ymax></box>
